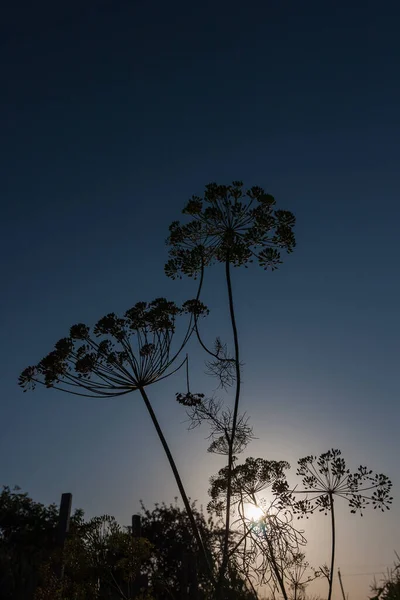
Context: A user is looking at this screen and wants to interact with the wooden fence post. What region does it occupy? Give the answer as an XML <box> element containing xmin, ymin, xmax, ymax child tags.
<box><xmin>338</xmin><ymin>568</ymin><xmax>347</xmax><ymax>600</ymax></box>
<box><xmin>132</xmin><ymin>514</ymin><xmax>141</xmax><ymax>538</ymax></box>
<box><xmin>56</xmin><ymin>493</ymin><xmax>72</xmax><ymax>580</ymax></box>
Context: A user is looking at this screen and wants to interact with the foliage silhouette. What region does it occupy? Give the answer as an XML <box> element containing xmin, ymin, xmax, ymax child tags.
<box><xmin>1</xmin><ymin>487</ymin><xmax>259</xmax><ymax>599</ymax></box>
<box><xmin>370</xmin><ymin>553</ymin><xmax>400</xmax><ymax>600</ymax></box>
<box><xmin>36</xmin><ymin>513</ymin><xmax>152</xmax><ymax>600</ymax></box>
<box><xmin>138</xmin><ymin>500</ymin><xmax>256</xmax><ymax>599</ymax></box>
<box><xmin>0</xmin><ymin>486</ymin><xmax>83</xmax><ymax>600</ymax></box>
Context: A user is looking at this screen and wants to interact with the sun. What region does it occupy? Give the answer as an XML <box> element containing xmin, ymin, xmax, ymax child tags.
<box><xmin>244</xmin><ymin>503</ymin><xmax>264</xmax><ymax>522</ymax></box>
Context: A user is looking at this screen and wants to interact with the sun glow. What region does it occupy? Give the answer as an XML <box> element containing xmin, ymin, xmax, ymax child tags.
<box><xmin>244</xmin><ymin>503</ymin><xmax>264</xmax><ymax>522</ymax></box>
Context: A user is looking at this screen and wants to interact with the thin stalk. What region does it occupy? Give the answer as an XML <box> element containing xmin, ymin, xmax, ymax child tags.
<box><xmin>338</xmin><ymin>568</ymin><xmax>346</xmax><ymax>600</ymax></box>
<box><xmin>246</xmin><ymin>574</ymin><xmax>260</xmax><ymax>600</ymax></box>
<box><xmin>328</xmin><ymin>492</ymin><xmax>336</xmax><ymax>600</ymax></box>
<box><xmin>194</xmin><ymin>262</ymin><xmax>222</xmax><ymax>360</ymax></box>
<box><xmin>261</xmin><ymin>523</ymin><xmax>288</xmax><ymax>600</ymax></box>
<box><xmin>139</xmin><ymin>386</ymin><xmax>215</xmax><ymax>587</ymax></box>
<box><xmin>218</xmin><ymin>257</ymin><xmax>242</xmax><ymax>593</ymax></box>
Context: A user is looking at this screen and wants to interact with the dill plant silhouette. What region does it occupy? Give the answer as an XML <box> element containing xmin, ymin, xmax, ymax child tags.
<box><xmin>165</xmin><ymin>181</ymin><xmax>296</xmax><ymax>593</ymax></box>
<box><xmin>288</xmin><ymin>449</ymin><xmax>393</xmax><ymax>600</ymax></box>
<box><xmin>285</xmin><ymin>553</ymin><xmax>319</xmax><ymax>600</ymax></box>
<box><xmin>20</xmin><ymin>181</ymin><xmax>393</xmax><ymax>599</ymax></box>
<box><xmin>208</xmin><ymin>457</ymin><xmax>310</xmax><ymax>600</ymax></box>
<box><xmin>19</xmin><ymin>297</ymin><xmax>215</xmax><ymax>583</ymax></box>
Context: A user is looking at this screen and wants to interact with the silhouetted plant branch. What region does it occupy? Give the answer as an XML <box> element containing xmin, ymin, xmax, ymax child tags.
<box><xmin>286</xmin><ymin>449</ymin><xmax>393</xmax><ymax>600</ymax></box>
<box><xmin>204</xmin><ymin>338</ymin><xmax>237</xmax><ymax>391</ymax></box>
<box><xmin>19</xmin><ymin>297</ymin><xmax>215</xmax><ymax>587</ymax></box>
<box><xmin>19</xmin><ymin>298</ymin><xmax>208</xmax><ymax>397</ymax></box>
<box><xmin>286</xmin><ymin>553</ymin><xmax>320</xmax><ymax>600</ymax></box>
<box><xmin>166</xmin><ymin>181</ymin><xmax>296</xmax><ymax>596</ymax></box>
<box><xmin>238</xmin><ymin>496</ymin><xmax>307</xmax><ymax>599</ymax></box>
<box><xmin>237</xmin><ymin>484</ymin><xmax>308</xmax><ymax>599</ymax></box>
<box><xmin>181</xmin><ymin>395</ymin><xmax>255</xmax><ymax>456</ymax></box>
<box><xmin>206</xmin><ymin>457</ymin><xmax>309</xmax><ymax>599</ymax></box>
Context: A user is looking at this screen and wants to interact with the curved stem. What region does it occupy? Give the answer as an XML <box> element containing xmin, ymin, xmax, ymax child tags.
<box><xmin>245</xmin><ymin>573</ymin><xmax>260</xmax><ymax>600</ymax></box>
<box><xmin>328</xmin><ymin>492</ymin><xmax>336</xmax><ymax>600</ymax></box>
<box><xmin>139</xmin><ymin>387</ymin><xmax>215</xmax><ymax>586</ymax></box>
<box><xmin>261</xmin><ymin>523</ymin><xmax>288</xmax><ymax>600</ymax></box>
<box><xmin>218</xmin><ymin>258</ymin><xmax>242</xmax><ymax>593</ymax></box>
<box><xmin>194</xmin><ymin>263</ymin><xmax>221</xmax><ymax>359</ymax></box>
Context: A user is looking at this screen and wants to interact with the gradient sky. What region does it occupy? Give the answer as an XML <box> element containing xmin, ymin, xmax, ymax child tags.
<box><xmin>1</xmin><ymin>1</ymin><xmax>399</xmax><ymax>598</ymax></box>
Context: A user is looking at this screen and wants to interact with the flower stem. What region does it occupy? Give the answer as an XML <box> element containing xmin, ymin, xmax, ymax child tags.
<box><xmin>139</xmin><ymin>386</ymin><xmax>215</xmax><ymax>586</ymax></box>
<box><xmin>262</xmin><ymin>523</ymin><xmax>288</xmax><ymax>600</ymax></box>
<box><xmin>218</xmin><ymin>258</ymin><xmax>242</xmax><ymax>593</ymax></box>
<box><xmin>328</xmin><ymin>492</ymin><xmax>336</xmax><ymax>600</ymax></box>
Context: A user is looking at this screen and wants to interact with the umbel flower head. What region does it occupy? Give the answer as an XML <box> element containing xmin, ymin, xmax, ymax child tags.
<box><xmin>208</xmin><ymin>458</ymin><xmax>290</xmax><ymax>517</ymax></box>
<box><xmin>19</xmin><ymin>298</ymin><xmax>208</xmax><ymax>398</ymax></box>
<box><xmin>165</xmin><ymin>181</ymin><xmax>296</xmax><ymax>279</ymax></box>
<box><xmin>290</xmin><ymin>449</ymin><xmax>393</xmax><ymax>517</ymax></box>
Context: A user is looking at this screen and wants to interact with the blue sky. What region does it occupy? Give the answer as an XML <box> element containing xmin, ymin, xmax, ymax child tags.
<box><xmin>1</xmin><ymin>1</ymin><xmax>399</xmax><ymax>598</ymax></box>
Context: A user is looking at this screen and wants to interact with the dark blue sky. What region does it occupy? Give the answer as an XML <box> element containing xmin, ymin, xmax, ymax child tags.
<box><xmin>1</xmin><ymin>1</ymin><xmax>399</xmax><ymax>596</ymax></box>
